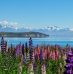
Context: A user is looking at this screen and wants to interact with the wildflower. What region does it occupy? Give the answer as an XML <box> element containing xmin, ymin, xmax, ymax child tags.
<box><xmin>64</xmin><ymin>48</ymin><xmax>73</xmax><ymax>74</ymax></box>
<box><xmin>22</xmin><ymin>44</ymin><xmax>24</xmax><ymax>55</ymax></box>
<box><xmin>41</xmin><ymin>64</ymin><xmax>46</xmax><ymax>74</ymax></box>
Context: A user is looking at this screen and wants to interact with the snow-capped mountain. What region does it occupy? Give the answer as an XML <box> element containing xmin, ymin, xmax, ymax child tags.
<box><xmin>0</xmin><ymin>20</ymin><xmax>25</xmax><ymax>32</ymax></box>
<box><xmin>0</xmin><ymin>20</ymin><xmax>73</xmax><ymax>37</ymax></box>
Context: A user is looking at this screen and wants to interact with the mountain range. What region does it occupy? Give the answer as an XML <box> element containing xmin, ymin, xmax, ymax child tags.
<box><xmin>0</xmin><ymin>20</ymin><xmax>73</xmax><ymax>37</ymax></box>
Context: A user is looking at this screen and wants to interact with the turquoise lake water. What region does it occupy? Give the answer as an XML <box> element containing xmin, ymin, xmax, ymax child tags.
<box><xmin>1</xmin><ymin>36</ymin><xmax>73</xmax><ymax>47</ymax></box>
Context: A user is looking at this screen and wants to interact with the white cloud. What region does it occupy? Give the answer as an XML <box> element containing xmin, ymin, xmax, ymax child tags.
<box><xmin>0</xmin><ymin>20</ymin><xmax>9</xmax><ymax>28</ymax></box>
<box><xmin>2</xmin><ymin>20</ymin><xmax>8</xmax><ymax>25</ymax></box>
<box><xmin>0</xmin><ymin>20</ymin><xmax>8</xmax><ymax>25</ymax></box>
<box><xmin>0</xmin><ymin>20</ymin><xmax>23</xmax><ymax>30</ymax></box>
<box><xmin>69</xmin><ymin>28</ymin><xmax>73</xmax><ymax>31</ymax></box>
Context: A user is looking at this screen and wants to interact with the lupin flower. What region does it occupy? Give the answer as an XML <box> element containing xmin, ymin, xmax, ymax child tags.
<box><xmin>33</xmin><ymin>63</ymin><xmax>37</xmax><ymax>74</ymax></box>
<box><xmin>16</xmin><ymin>43</ymin><xmax>21</xmax><ymax>57</ymax></box>
<box><xmin>28</xmin><ymin>62</ymin><xmax>34</xmax><ymax>74</ymax></box>
<box><xmin>41</xmin><ymin>64</ymin><xmax>46</xmax><ymax>74</ymax></box>
<box><xmin>55</xmin><ymin>49</ymin><xmax>59</xmax><ymax>60</ymax></box>
<box><xmin>42</xmin><ymin>48</ymin><xmax>47</xmax><ymax>61</ymax></box>
<box><xmin>29</xmin><ymin>37</ymin><xmax>33</xmax><ymax>50</ymax></box>
<box><xmin>64</xmin><ymin>48</ymin><xmax>73</xmax><ymax>74</ymax></box>
<box><xmin>32</xmin><ymin>50</ymin><xmax>35</xmax><ymax>63</ymax></box>
<box><xmin>39</xmin><ymin>49</ymin><xmax>43</xmax><ymax>63</ymax></box>
<box><xmin>22</xmin><ymin>44</ymin><xmax>24</xmax><ymax>55</ymax></box>
<box><xmin>50</xmin><ymin>50</ymin><xmax>55</xmax><ymax>60</ymax></box>
<box><xmin>29</xmin><ymin>37</ymin><xmax>33</xmax><ymax>60</ymax></box>
<box><xmin>47</xmin><ymin>46</ymin><xmax>50</xmax><ymax>59</ymax></box>
<box><xmin>37</xmin><ymin>46</ymin><xmax>40</xmax><ymax>60</ymax></box>
<box><xmin>16</xmin><ymin>45</ymin><xmax>20</xmax><ymax>57</ymax></box>
<box><xmin>25</xmin><ymin>42</ymin><xmax>28</xmax><ymax>54</ymax></box>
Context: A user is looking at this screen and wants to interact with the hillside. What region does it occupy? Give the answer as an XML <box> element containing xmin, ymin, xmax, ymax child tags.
<box><xmin>0</xmin><ymin>32</ymin><xmax>49</xmax><ymax>38</ymax></box>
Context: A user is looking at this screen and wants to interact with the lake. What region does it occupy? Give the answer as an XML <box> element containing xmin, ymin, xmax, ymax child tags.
<box><xmin>1</xmin><ymin>36</ymin><xmax>73</xmax><ymax>47</ymax></box>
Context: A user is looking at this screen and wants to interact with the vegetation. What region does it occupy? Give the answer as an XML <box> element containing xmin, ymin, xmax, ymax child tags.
<box><xmin>0</xmin><ymin>37</ymin><xmax>72</xmax><ymax>74</ymax></box>
<box><xmin>0</xmin><ymin>53</ymin><xmax>19</xmax><ymax>74</ymax></box>
<box><xmin>0</xmin><ymin>52</ymin><xmax>66</xmax><ymax>74</ymax></box>
<box><xmin>0</xmin><ymin>32</ymin><xmax>49</xmax><ymax>38</ymax></box>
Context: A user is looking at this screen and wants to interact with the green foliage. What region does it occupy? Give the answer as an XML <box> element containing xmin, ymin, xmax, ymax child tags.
<box><xmin>48</xmin><ymin>59</ymin><xmax>58</xmax><ymax>74</ymax></box>
<box><xmin>0</xmin><ymin>53</ymin><xmax>19</xmax><ymax>74</ymax></box>
<box><xmin>0</xmin><ymin>52</ymin><xmax>65</xmax><ymax>74</ymax></box>
<box><xmin>22</xmin><ymin>64</ymin><xmax>28</xmax><ymax>74</ymax></box>
<box><xmin>46</xmin><ymin>58</ymin><xmax>65</xmax><ymax>74</ymax></box>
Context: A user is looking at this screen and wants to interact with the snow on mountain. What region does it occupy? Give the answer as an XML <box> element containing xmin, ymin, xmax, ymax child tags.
<box><xmin>0</xmin><ymin>20</ymin><xmax>72</xmax><ymax>32</ymax></box>
<box><xmin>0</xmin><ymin>20</ymin><xmax>73</xmax><ymax>37</ymax></box>
<box><xmin>0</xmin><ymin>20</ymin><xmax>25</xmax><ymax>32</ymax></box>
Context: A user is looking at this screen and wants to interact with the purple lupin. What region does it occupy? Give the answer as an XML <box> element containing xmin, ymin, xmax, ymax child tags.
<box><xmin>22</xmin><ymin>44</ymin><xmax>24</xmax><ymax>55</ymax></box>
<box><xmin>29</xmin><ymin>37</ymin><xmax>33</xmax><ymax>61</ymax></box>
<box><xmin>64</xmin><ymin>47</ymin><xmax>73</xmax><ymax>74</ymax></box>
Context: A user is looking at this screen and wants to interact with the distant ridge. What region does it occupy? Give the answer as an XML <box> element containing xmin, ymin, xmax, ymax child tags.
<box><xmin>0</xmin><ymin>32</ymin><xmax>49</xmax><ymax>38</ymax></box>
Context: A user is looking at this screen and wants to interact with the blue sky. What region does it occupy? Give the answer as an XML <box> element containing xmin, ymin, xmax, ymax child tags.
<box><xmin>0</xmin><ymin>0</ymin><xmax>73</xmax><ymax>28</ymax></box>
